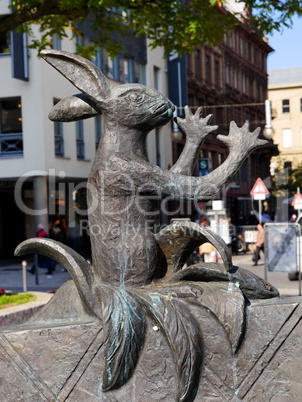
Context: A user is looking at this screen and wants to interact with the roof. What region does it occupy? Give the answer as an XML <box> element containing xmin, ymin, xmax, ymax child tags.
<box><xmin>269</xmin><ymin>67</ymin><xmax>302</xmax><ymax>86</ymax></box>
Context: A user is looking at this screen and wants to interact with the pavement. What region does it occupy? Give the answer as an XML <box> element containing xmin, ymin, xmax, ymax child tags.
<box><xmin>0</xmin><ymin>257</ymin><xmax>72</xmax><ymax>294</ymax></box>
<box><xmin>0</xmin><ymin>252</ymin><xmax>301</xmax><ymax>298</ymax></box>
<box><xmin>232</xmin><ymin>252</ymin><xmax>302</xmax><ymax>298</ymax></box>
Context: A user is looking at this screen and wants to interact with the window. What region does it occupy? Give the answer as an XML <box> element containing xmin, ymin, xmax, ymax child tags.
<box><xmin>242</xmin><ymin>72</ymin><xmax>246</xmax><ymax>93</ymax></box>
<box><xmin>0</xmin><ymin>97</ymin><xmax>23</xmax><ymax>156</ymax></box>
<box><xmin>0</xmin><ymin>31</ymin><xmax>11</xmax><ymax>54</ymax></box>
<box><xmin>248</xmin><ymin>43</ymin><xmax>252</xmax><ymax>61</ymax></box>
<box><xmin>76</xmin><ymin>121</ymin><xmax>85</xmax><ymax>159</ymax></box>
<box><xmin>153</xmin><ymin>66</ymin><xmax>159</xmax><ymax>90</ymax></box>
<box><xmin>94</xmin><ymin>49</ymin><xmax>103</xmax><ymax>70</ymax></box>
<box><xmin>215</xmin><ymin>60</ymin><xmax>220</xmax><ymax>87</ymax></box>
<box><xmin>11</xmin><ymin>32</ymin><xmax>29</xmax><ymax>81</ymax></box>
<box><xmin>155</xmin><ymin>128</ymin><xmax>161</xmax><ymax>167</ymax></box>
<box><xmin>283</xmin><ymin>129</ymin><xmax>292</xmax><ymax>148</ymax></box>
<box><xmin>232</xmin><ymin>32</ymin><xmax>236</xmax><ymax>50</ymax></box>
<box><xmin>54</xmin><ymin>120</ymin><xmax>64</xmax><ymax>156</ymax></box>
<box><xmin>233</xmin><ymin>68</ymin><xmax>238</xmax><ymax>89</ymax></box>
<box><xmin>95</xmin><ymin>115</ymin><xmax>102</xmax><ymax>150</ymax></box>
<box><xmin>254</xmin><ymin>49</ymin><xmax>258</xmax><ymax>67</ymax></box>
<box><xmin>261</xmin><ymin>53</ymin><xmax>265</xmax><ymax>69</ymax></box>
<box><xmin>53</xmin><ymin>99</ymin><xmax>64</xmax><ymax>156</ymax></box>
<box><xmin>108</xmin><ymin>56</ymin><xmax>120</xmax><ymax>81</ymax></box>
<box><xmin>186</xmin><ymin>53</ymin><xmax>191</xmax><ymax>73</ymax></box>
<box><xmin>124</xmin><ymin>57</ymin><xmax>134</xmax><ymax>83</ymax></box>
<box><xmin>51</xmin><ymin>34</ymin><xmax>61</xmax><ymax>50</ymax></box>
<box><xmin>282</xmin><ymin>99</ymin><xmax>290</xmax><ymax>113</ymax></box>
<box><xmin>240</xmin><ymin>37</ymin><xmax>244</xmax><ymax>55</ymax></box>
<box><xmin>139</xmin><ymin>64</ymin><xmax>146</xmax><ymax>85</ymax></box>
<box><xmin>226</xmin><ymin>64</ymin><xmax>230</xmax><ymax>85</ymax></box>
<box><xmin>233</xmin><ymin>160</ymin><xmax>248</xmax><ymax>181</ymax></box>
<box><xmin>195</xmin><ymin>49</ymin><xmax>201</xmax><ymax>78</ymax></box>
<box><xmin>216</xmin><ymin>107</ymin><xmax>223</xmax><ymax>125</ymax></box>
<box><xmin>153</xmin><ymin>68</ymin><xmax>160</xmax><ymax>165</ymax></box>
<box><xmin>205</xmin><ymin>55</ymin><xmax>211</xmax><ymax>83</ymax></box>
<box><xmin>284</xmin><ymin>161</ymin><xmax>292</xmax><ymax>171</ymax></box>
<box><xmin>188</xmin><ymin>95</ymin><xmax>195</xmax><ymax>106</ymax></box>
<box><xmin>249</xmin><ymin>77</ymin><xmax>253</xmax><ymax>97</ymax></box>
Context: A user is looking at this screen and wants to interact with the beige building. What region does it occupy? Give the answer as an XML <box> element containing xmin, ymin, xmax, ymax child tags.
<box><xmin>269</xmin><ymin>67</ymin><xmax>302</xmax><ymax>170</ymax></box>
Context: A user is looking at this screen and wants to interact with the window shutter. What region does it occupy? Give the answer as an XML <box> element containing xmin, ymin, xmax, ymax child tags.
<box><xmin>11</xmin><ymin>32</ymin><xmax>29</xmax><ymax>81</ymax></box>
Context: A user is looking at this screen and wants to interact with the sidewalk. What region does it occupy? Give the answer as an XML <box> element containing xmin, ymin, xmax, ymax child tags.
<box><xmin>232</xmin><ymin>252</ymin><xmax>302</xmax><ymax>298</ymax></box>
<box><xmin>0</xmin><ymin>257</ymin><xmax>71</xmax><ymax>294</ymax></box>
<box><xmin>0</xmin><ymin>253</ymin><xmax>301</xmax><ymax>298</ymax></box>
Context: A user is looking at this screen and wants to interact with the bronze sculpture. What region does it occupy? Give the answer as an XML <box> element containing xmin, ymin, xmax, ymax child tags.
<box><xmin>3</xmin><ymin>50</ymin><xmax>298</xmax><ymax>401</ymax></box>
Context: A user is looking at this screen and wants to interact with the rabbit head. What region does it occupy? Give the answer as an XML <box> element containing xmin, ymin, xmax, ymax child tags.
<box><xmin>41</xmin><ymin>50</ymin><xmax>174</xmax><ymax>133</ymax></box>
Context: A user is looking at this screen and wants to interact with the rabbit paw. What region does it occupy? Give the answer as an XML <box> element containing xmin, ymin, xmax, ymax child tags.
<box><xmin>217</xmin><ymin>121</ymin><xmax>267</xmax><ymax>155</ymax></box>
<box><xmin>176</xmin><ymin>106</ymin><xmax>218</xmax><ymax>144</ymax></box>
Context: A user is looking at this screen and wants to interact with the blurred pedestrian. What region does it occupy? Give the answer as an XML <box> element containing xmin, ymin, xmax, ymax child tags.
<box><xmin>49</xmin><ymin>219</ymin><xmax>65</xmax><ymax>243</ymax></box>
<box><xmin>199</xmin><ymin>218</ymin><xmax>219</xmax><ymax>263</ymax></box>
<box><xmin>252</xmin><ymin>223</ymin><xmax>264</xmax><ymax>266</ymax></box>
<box><xmin>28</xmin><ymin>224</ymin><xmax>55</xmax><ymax>275</ymax></box>
<box><xmin>67</xmin><ymin>219</ymin><xmax>80</xmax><ymax>251</ymax></box>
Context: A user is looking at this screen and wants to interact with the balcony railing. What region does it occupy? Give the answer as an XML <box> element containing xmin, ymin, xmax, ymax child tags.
<box><xmin>0</xmin><ymin>133</ymin><xmax>23</xmax><ymax>156</ymax></box>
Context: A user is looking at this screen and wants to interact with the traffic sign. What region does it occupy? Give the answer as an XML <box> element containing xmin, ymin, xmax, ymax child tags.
<box><xmin>250</xmin><ymin>178</ymin><xmax>269</xmax><ymax>200</ymax></box>
<box><xmin>292</xmin><ymin>192</ymin><xmax>302</xmax><ymax>210</ymax></box>
<box><xmin>198</xmin><ymin>158</ymin><xmax>210</xmax><ymax>176</ymax></box>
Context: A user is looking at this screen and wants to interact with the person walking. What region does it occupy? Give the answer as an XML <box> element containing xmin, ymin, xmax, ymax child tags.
<box><xmin>199</xmin><ymin>218</ymin><xmax>219</xmax><ymax>263</ymax></box>
<box><xmin>28</xmin><ymin>224</ymin><xmax>55</xmax><ymax>275</ymax></box>
<box><xmin>252</xmin><ymin>223</ymin><xmax>265</xmax><ymax>266</ymax></box>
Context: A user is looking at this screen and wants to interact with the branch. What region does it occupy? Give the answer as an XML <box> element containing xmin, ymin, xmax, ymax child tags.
<box><xmin>0</xmin><ymin>1</ymin><xmax>88</xmax><ymax>33</ymax></box>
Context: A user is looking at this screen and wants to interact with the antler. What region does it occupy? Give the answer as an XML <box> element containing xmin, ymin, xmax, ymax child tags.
<box><xmin>201</xmin><ymin>121</ymin><xmax>267</xmax><ymax>194</ymax></box>
<box><xmin>104</xmin><ymin>121</ymin><xmax>267</xmax><ymax>202</ymax></box>
<box><xmin>217</xmin><ymin>120</ymin><xmax>267</xmax><ymax>157</ymax></box>
<box><xmin>170</xmin><ymin>106</ymin><xmax>218</xmax><ymax>175</ymax></box>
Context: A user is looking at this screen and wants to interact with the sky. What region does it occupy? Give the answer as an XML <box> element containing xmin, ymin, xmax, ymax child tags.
<box><xmin>267</xmin><ymin>15</ymin><xmax>302</xmax><ymax>71</ymax></box>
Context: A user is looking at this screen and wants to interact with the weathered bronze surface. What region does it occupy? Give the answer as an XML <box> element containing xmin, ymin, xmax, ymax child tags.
<box><xmin>1</xmin><ymin>50</ymin><xmax>301</xmax><ymax>401</ymax></box>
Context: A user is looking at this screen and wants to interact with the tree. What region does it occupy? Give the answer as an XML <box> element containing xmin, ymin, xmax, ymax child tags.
<box><xmin>272</xmin><ymin>161</ymin><xmax>302</xmax><ymax>197</ymax></box>
<box><xmin>0</xmin><ymin>0</ymin><xmax>301</xmax><ymax>57</ymax></box>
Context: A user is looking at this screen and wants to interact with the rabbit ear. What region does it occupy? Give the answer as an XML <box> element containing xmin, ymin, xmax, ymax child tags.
<box><xmin>40</xmin><ymin>50</ymin><xmax>111</xmax><ymax>103</ymax></box>
<box><xmin>49</xmin><ymin>94</ymin><xmax>100</xmax><ymax>122</ymax></box>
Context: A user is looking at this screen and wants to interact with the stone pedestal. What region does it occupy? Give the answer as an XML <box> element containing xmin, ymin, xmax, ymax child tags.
<box><xmin>1</xmin><ymin>281</ymin><xmax>301</xmax><ymax>401</ymax></box>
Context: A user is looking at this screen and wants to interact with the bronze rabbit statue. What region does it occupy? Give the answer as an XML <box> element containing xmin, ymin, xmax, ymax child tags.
<box><xmin>30</xmin><ymin>50</ymin><xmax>266</xmax><ymax>287</ymax></box>
<box><xmin>15</xmin><ymin>50</ymin><xmax>278</xmax><ymax>401</ymax></box>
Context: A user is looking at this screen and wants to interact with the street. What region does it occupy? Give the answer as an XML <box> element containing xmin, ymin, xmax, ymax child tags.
<box><xmin>0</xmin><ymin>252</ymin><xmax>301</xmax><ymax>297</ymax></box>
<box><xmin>232</xmin><ymin>252</ymin><xmax>302</xmax><ymax>297</ymax></box>
<box><xmin>0</xmin><ymin>258</ymin><xmax>71</xmax><ymax>294</ymax></box>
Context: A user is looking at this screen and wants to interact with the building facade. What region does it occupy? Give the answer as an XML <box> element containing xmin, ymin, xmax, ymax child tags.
<box><xmin>268</xmin><ymin>67</ymin><xmax>302</xmax><ymax>170</ymax></box>
<box><xmin>169</xmin><ymin>5</ymin><xmax>279</xmax><ymax>225</ymax></box>
<box><xmin>0</xmin><ymin>4</ymin><xmax>173</xmax><ymax>257</ymax></box>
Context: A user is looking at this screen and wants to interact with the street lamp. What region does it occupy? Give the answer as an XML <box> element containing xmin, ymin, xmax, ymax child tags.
<box><xmin>171</xmin><ymin>107</ymin><xmax>183</xmax><ymax>142</ymax></box>
<box><xmin>263</xmin><ymin>99</ymin><xmax>275</xmax><ymax>139</ymax></box>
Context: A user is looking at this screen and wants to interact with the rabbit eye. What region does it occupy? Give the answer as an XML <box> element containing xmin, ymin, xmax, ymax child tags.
<box><xmin>129</xmin><ymin>93</ymin><xmax>144</xmax><ymax>104</ymax></box>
